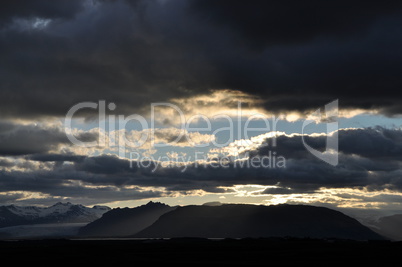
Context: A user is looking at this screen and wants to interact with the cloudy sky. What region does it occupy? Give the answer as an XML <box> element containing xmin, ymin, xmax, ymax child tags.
<box><xmin>1</xmin><ymin>0</ymin><xmax>402</xmax><ymax>212</ymax></box>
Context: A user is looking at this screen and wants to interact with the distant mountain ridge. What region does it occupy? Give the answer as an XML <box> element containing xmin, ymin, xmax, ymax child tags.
<box><xmin>0</xmin><ymin>202</ymin><xmax>110</xmax><ymax>228</ymax></box>
<box><xmin>79</xmin><ymin>201</ymin><xmax>175</xmax><ymax>237</ymax></box>
<box><xmin>135</xmin><ymin>204</ymin><xmax>383</xmax><ymax>240</ymax></box>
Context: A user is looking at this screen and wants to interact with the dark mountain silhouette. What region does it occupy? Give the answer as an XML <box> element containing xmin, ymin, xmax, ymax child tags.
<box><xmin>0</xmin><ymin>202</ymin><xmax>109</xmax><ymax>228</ymax></box>
<box><xmin>135</xmin><ymin>204</ymin><xmax>383</xmax><ymax>240</ymax></box>
<box><xmin>370</xmin><ymin>214</ymin><xmax>402</xmax><ymax>240</ymax></box>
<box><xmin>79</xmin><ymin>201</ymin><xmax>175</xmax><ymax>237</ymax></box>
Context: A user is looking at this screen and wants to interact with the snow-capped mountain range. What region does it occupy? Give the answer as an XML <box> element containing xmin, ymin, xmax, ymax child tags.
<box><xmin>0</xmin><ymin>202</ymin><xmax>110</xmax><ymax>228</ymax></box>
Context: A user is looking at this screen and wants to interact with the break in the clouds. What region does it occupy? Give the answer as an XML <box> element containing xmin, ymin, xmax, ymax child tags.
<box><xmin>1</xmin><ymin>0</ymin><xmax>402</xmax><ymax>119</ymax></box>
<box><xmin>1</xmin><ymin>127</ymin><xmax>402</xmax><ymax>207</ymax></box>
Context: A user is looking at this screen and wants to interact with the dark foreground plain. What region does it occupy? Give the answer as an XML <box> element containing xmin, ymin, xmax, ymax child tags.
<box><xmin>0</xmin><ymin>238</ymin><xmax>400</xmax><ymax>265</ymax></box>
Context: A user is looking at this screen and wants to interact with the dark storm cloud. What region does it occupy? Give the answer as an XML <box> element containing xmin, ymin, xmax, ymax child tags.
<box><xmin>253</xmin><ymin>127</ymin><xmax>402</xmax><ymax>162</ymax></box>
<box><xmin>260</xmin><ymin>187</ymin><xmax>297</xmax><ymax>195</ymax></box>
<box><xmin>0</xmin><ymin>0</ymin><xmax>83</xmax><ymax>27</ymax></box>
<box><xmin>74</xmin><ymin>154</ymin><xmax>138</xmax><ymax>174</ymax></box>
<box><xmin>0</xmin><ymin>158</ymin><xmax>15</xmax><ymax>168</ymax></box>
<box><xmin>26</xmin><ymin>153</ymin><xmax>86</xmax><ymax>163</ymax></box>
<box><xmin>1</xmin><ymin>0</ymin><xmax>402</xmax><ymax>119</ymax></box>
<box><xmin>187</xmin><ymin>0</ymin><xmax>402</xmax><ymax>114</ymax></box>
<box><xmin>189</xmin><ymin>0</ymin><xmax>402</xmax><ymax>47</ymax></box>
<box><xmin>0</xmin><ymin>121</ymin><xmax>98</xmax><ymax>156</ymax></box>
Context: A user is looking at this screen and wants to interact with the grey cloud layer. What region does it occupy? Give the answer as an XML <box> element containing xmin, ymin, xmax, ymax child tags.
<box><xmin>0</xmin><ymin>0</ymin><xmax>83</xmax><ymax>27</ymax></box>
<box><xmin>1</xmin><ymin>127</ymin><xmax>401</xmax><ymax>204</ymax></box>
<box><xmin>253</xmin><ymin>127</ymin><xmax>402</xmax><ymax>162</ymax></box>
<box><xmin>1</xmin><ymin>0</ymin><xmax>402</xmax><ymax>118</ymax></box>
<box><xmin>0</xmin><ymin>121</ymin><xmax>98</xmax><ymax>156</ymax></box>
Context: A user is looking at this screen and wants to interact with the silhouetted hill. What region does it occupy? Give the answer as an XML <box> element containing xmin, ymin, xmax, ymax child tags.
<box><xmin>135</xmin><ymin>204</ymin><xmax>383</xmax><ymax>240</ymax></box>
<box><xmin>370</xmin><ymin>214</ymin><xmax>402</xmax><ymax>240</ymax></box>
<box><xmin>79</xmin><ymin>201</ymin><xmax>175</xmax><ymax>237</ymax></box>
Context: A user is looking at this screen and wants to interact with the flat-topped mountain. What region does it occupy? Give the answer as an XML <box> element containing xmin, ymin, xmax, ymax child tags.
<box><xmin>135</xmin><ymin>204</ymin><xmax>383</xmax><ymax>240</ymax></box>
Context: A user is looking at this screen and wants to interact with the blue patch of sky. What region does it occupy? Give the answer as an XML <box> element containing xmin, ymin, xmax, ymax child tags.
<box><xmin>65</xmin><ymin>113</ymin><xmax>402</xmax><ymax>160</ymax></box>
